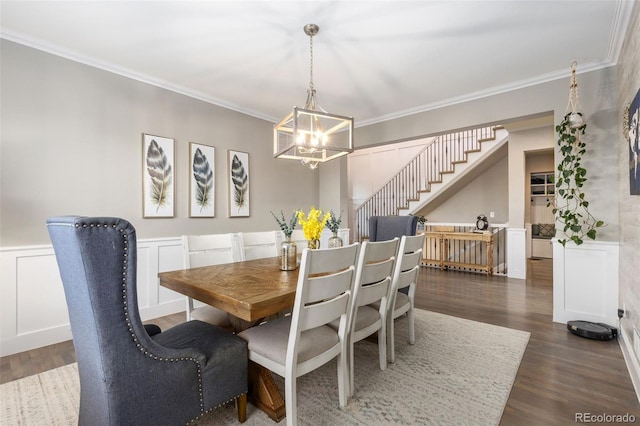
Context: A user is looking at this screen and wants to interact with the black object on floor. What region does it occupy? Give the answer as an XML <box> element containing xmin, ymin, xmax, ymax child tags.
<box><xmin>567</xmin><ymin>320</ymin><xmax>618</xmax><ymax>340</ymax></box>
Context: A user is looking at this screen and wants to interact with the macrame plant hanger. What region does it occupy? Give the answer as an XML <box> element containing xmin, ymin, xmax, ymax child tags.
<box><xmin>566</xmin><ymin>61</ymin><xmax>585</xmax><ymax>128</ymax></box>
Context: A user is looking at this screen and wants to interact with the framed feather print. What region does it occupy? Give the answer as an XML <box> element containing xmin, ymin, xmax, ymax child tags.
<box><xmin>142</xmin><ymin>133</ymin><xmax>175</xmax><ymax>218</ymax></box>
<box><xmin>189</xmin><ymin>143</ymin><xmax>215</xmax><ymax>217</ymax></box>
<box><xmin>227</xmin><ymin>150</ymin><xmax>250</xmax><ymax>217</ymax></box>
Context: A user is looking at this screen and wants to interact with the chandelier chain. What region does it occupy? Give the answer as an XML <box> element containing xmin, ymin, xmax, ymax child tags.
<box><xmin>309</xmin><ymin>31</ymin><xmax>314</xmax><ymax>90</ymax></box>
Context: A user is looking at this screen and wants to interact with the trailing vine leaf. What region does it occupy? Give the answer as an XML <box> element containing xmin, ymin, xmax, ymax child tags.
<box><xmin>231</xmin><ymin>154</ymin><xmax>247</xmax><ymax>211</ymax></box>
<box><xmin>192</xmin><ymin>148</ymin><xmax>213</xmax><ymax>212</ymax></box>
<box><xmin>547</xmin><ymin>112</ymin><xmax>605</xmax><ymax>245</ymax></box>
<box><xmin>146</xmin><ymin>140</ymin><xmax>172</xmax><ymax>212</ymax></box>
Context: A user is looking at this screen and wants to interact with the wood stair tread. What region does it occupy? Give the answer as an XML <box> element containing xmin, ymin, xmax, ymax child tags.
<box><xmin>353</xmin><ymin>125</ymin><xmax>504</xmax><ymax>241</ymax></box>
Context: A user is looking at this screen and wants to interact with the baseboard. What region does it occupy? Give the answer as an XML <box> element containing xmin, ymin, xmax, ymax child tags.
<box><xmin>0</xmin><ymin>325</ymin><xmax>73</xmax><ymax>357</ymax></box>
<box><xmin>619</xmin><ymin>326</ymin><xmax>640</xmax><ymax>404</ymax></box>
<box><xmin>139</xmin><ymin>300</ymin><xmax>185</xmax><ymax>322</ymax></box>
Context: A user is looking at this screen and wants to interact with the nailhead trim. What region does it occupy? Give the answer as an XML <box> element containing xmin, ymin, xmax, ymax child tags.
<box><xmin>78</xmin><ymin>221</ymin><xmax>208</xmax><ymax>415</ymax></box>
<box><xmin>186</xmin><ymin>392</ymin><xmax>248</xmax><ymax>425</ymax></box>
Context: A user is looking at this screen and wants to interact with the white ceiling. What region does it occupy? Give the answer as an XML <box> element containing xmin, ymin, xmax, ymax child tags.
<box><xmin>0</xmin><ymin>1</ymin><xmax>635</xmax><ymax>126</ymax></box>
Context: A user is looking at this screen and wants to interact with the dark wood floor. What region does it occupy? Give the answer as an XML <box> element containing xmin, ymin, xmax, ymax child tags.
<box><xmin>2</xmin><ymin>259</ymin><xmax>639</xmax><ymax>424</ymax></box>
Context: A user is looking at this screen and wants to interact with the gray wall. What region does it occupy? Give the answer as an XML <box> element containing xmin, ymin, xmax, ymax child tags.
<box><xmin>616</xmin><ymin>2</ymin><xmax>640</xmax><ymax>354</ymax></box>
<box><xmin>351</xmin><ymin>3</ymin><xmax>639</xmax><ymax>343</ymax></box>
<box><xmin>419</xmin><ymin>151</ymin><xmax>509</xmax><ymax>224</ymax></box>
<box><xmin>356</xmin><ymin>68</ymin><xmax>620</xmax><ymax>243</ymax></box>
<box><xmin>1</xmin><ymin>21</ymin><xmax>632</xmax><ymax>253</ymax></box>
<box><xmin>1</xmin><ymin>40</ymin><xmax>318</xmax><ymax>246</ymax></box>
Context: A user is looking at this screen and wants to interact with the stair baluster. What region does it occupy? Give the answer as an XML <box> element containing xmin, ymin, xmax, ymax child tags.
<box><xmin>353</xmin><ymin>125</ymin><xmax>503</xmax><ymax>242</ymax></box>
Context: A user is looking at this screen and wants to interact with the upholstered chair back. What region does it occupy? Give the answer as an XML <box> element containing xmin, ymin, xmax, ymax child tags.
<box><xmin>368</xmin><ymin>215</ymin><xmax>418</xmax><ymax>242</ymax></box>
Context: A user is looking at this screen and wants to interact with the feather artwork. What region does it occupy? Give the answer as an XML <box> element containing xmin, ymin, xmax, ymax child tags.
<box><xmin>146</xmin><ymin>140</ymin><xmax>172</xmax><ymax>212</ymax></box>
<box><xmin>230</xmin><ymin>154</ymin><xmax>247</xmax><ymax>211</ymax></box>
<box><xmin>192</xmin><ymin>148</ymin><xmax>213</xmax><ymax>212</ymax></box>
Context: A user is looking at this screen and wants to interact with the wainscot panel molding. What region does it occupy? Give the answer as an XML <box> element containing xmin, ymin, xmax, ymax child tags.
<box><xmin>0</xmin><ymin>229</ymin><xmax>352</xmax><ymax>357</ymax></box>
<box><xmin>552</xmin><ymin>239</ymin><xmax>620</xmax><ymax>326</ymax></box>
<box><xmin>0</xmin><ymin>238</ymin><xmax>186</xmax><ymax>357</ymax></box>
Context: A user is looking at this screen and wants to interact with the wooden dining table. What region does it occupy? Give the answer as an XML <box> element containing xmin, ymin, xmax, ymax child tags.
<box><xmin>158</xmin><ymin>256</ymin><xmax>299</xmax><ymax>422</ymax></box>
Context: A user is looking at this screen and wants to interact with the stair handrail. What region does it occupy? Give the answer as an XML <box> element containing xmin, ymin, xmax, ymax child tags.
<box><xmin>355</xmin><ymin>137</ymin><xmax>436</xmax><ymax>211</ymax></box>
<box><xmin>353</xmin><ymin>125</ymin><xmax>501</xmax><ymax>241</ymax></box>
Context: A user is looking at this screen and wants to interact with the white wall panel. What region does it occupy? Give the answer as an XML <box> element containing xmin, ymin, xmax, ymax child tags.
<box><xmin>553</xmin><ymin>240</ymin><xmax>619</xmax><ymax>325</ymax></box>
<box><xmin>157</xmin><ymin>242</ymin><xmax>185</xmax><ymax>304</ymax></box>
<box><xmin>564</xmin><ymin>249</ymin><xmax>607</xmax><ymax>316</ymax></box>
<box><xmin>0</xmin><ymin>237</ymin><xmax>185</xmax><ymax>356</ymax></box>
<box><xmin>16</xmin><ymin>254</ymin><xmax>68</xmax><ymax>335</ymax></box>
<box><xmin>506</xmin><ymin>228</ymin><xmax>527</xmax><ymax>279</ymax></box>
<box><xmin>136</xmin><ymin>245</ymin><xmax>152</xmax><ymax>309</ymax></box>
<box><xmin>348</xmin><ymin>139</ymin><xmax>427</xmax><ymax>201</ymax></box>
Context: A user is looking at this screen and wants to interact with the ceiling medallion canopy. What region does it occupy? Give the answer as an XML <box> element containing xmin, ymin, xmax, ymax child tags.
<box><xmin>273</xmin><ymin>24</ymin><xmax>354</xmax><ymax>170</ymax></box>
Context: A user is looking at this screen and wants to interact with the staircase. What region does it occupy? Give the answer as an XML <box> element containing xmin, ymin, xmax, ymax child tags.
<box><xmin>353</xmin><ymin>125</ymin><xmax>508</xmax><ymax>241</ymax></box>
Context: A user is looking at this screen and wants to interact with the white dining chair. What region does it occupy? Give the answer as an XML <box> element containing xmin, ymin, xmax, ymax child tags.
<box><xmin>238</xmin><ymin>243</ymin><xmax>360</xmax><ymax>426</ymax></box>
<box><xmin>331</xmin><ymin>238</ymin><xmax>398</xmax><ymax>397</ymax></box>
<box><xmin>379</xmin><ymin>233</ymin><xmax>425</xmax><ymax>363</ymax></box>
<box><xmin>238</xmin><ymin>231</ymin><xmax>279</xmax><ymax>261</ymax></box>
<box><xmin>182</xmin><ymin>234</ymin><xmax>240</xmax><ymax>329</ymax></box>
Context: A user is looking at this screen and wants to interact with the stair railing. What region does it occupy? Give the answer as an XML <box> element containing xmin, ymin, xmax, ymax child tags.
<box><xmin>354</xmin><ymin>125</ymin><xmax>501</xmax><ymax>241</ymax></box>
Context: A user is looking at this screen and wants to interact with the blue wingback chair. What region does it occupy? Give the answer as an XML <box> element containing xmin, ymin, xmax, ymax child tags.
<box><xmin>47</xmin><ymin>216</ymin><xmax>248</xmax><ymax>425</ymax></box>
<box><xmin>369</xmin><ymin>215</ymin><xmax>418</xmax><ymax>242</ymax></box>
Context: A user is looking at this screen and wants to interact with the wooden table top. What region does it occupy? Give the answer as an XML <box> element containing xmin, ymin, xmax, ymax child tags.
<box><xmin>158</xmin><ymin>257</ymin><xmax>299</xmax><ymax>323</ymax></box>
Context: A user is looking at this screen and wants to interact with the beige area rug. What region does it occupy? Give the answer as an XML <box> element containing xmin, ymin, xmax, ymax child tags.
<box><xmin>1</xmin><ymin>310</ymin><xmax>530</xmax><ymax>425</ymax></box>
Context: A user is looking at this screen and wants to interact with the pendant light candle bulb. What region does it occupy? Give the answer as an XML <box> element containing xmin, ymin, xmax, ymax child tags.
<box><xmin>312</xmin><ymin>131</ymin><xmax>326</xmax><ymax>146</ymax></box>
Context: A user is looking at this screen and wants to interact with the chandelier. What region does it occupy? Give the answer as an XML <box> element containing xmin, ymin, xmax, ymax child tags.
<box><xmin>273</xmin><ymin>24</ymin><xmax>354</xmax><ymax>170</ymax></box>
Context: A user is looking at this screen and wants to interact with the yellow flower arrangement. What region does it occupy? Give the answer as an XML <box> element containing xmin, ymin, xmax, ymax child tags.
<box><xmin>296</xmin><ymin>206</ymin><xmax>331</xmax><ymax>242</ymax></box>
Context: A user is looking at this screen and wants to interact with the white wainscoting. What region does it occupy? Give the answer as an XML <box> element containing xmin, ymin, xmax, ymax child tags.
<box><xmin>506</xmin><ymin>228</ymin><xmax>527</xmax><ymax>279</ymax></box>
<box><xmin>0</xmin><ymin>229</ymin><xmax>352</xmax><ymax>357</ymax></box>
<box><xmin>0</xmin><ymin>238</ymin><xmax>187</xmax><ymax>357</ymax></box>
<box><xmin>552</xmin><ymin>239</ymin><xmax>620</xmax><ymax>326</ymax></box>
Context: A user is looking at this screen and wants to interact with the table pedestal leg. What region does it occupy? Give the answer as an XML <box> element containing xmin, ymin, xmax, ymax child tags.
<box><xmin>248</xmin><ymin>361</ymin><xmax>286</xmax><ymax>422</ymax></box>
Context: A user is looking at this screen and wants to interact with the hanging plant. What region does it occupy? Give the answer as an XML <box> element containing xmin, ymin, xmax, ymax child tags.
<box><xmin>548</xmin><ymin>112</ymin><xmax>604</xmax><ymax>245</ymax></box>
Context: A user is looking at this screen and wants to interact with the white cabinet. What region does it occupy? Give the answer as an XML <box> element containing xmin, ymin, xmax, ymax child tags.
<box><xmin>553</xmin><ymin>240</ymin><xmax>619</xmax><ymax>326</ymax></box>
<box><xmin>530</xmin><ymin>172</ymin><xmax>555</xmax><ymax>198</ymax></box>
<box><xmin>531</xmin><ymin>237</ymin><xmax>552</xmax><ymax>258</ymax></box>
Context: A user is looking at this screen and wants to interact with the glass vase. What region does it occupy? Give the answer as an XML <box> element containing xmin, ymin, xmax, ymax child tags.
<box><xmin>328</xmin><ymin>232</ymin><xmax>343</xmax><ymax>248</ymax></box>
<box><xmin>280</xmin><ymin>236</ymin><xmax>297</xmax><ymax>271</ymax></box>
<box><xmin>307</xmin><ymin>238</ymin><xmax>320</xmax><ymax>250</ymax></box>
